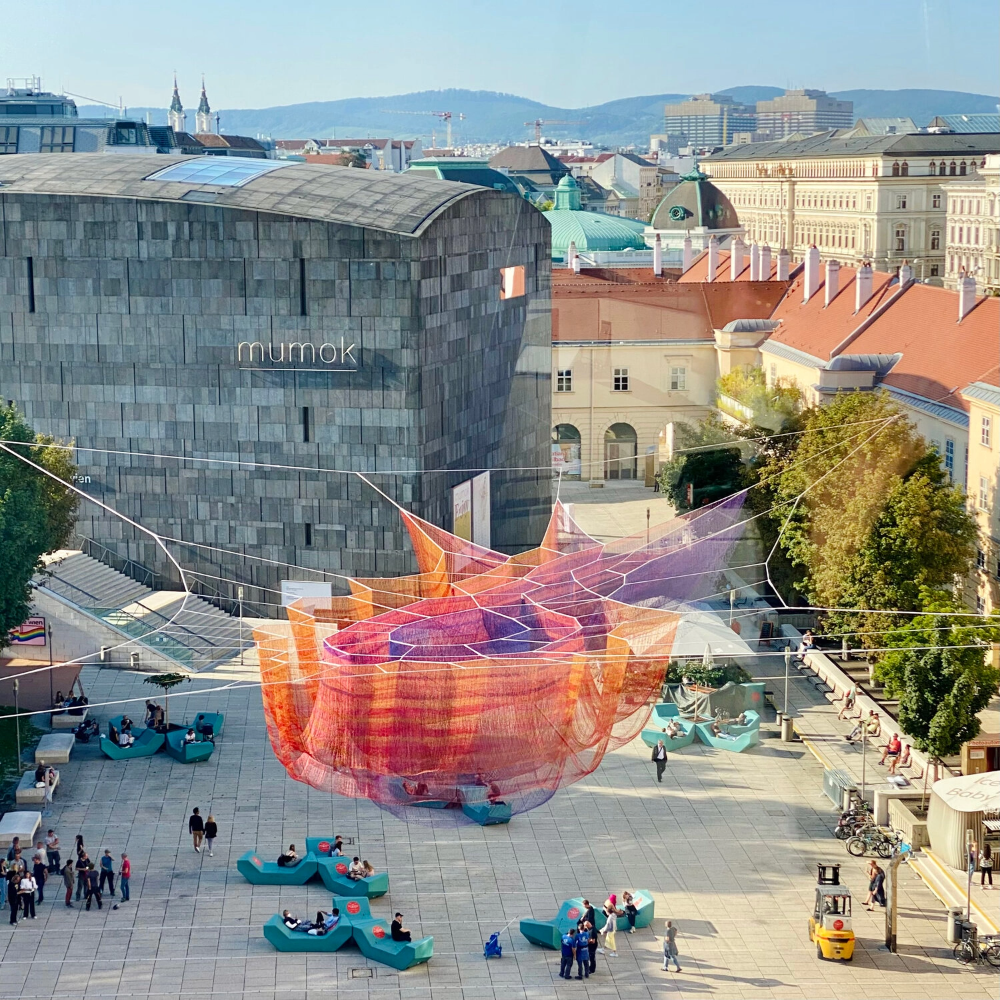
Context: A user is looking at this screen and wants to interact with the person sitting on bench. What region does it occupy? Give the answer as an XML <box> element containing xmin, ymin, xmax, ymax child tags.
<box><xmin>347</xmin><ymin>856</ymin><xmax>365</xmax><ymax>880</ymax></box>
<box><xmin>664</xmin><ymin>719</ymin><xmax>682</xmax><ymax>738</ymax></box>
<box><xmin>182</xmin><ymin>729</ymin><xmax>197</xmax><ymax>744</ymax></box>
<box><xmin>281</xmin><ymin>909</ymin><xmax>302</xmax><ymax>930</ymax></box>
<box><xmin>391</xmin><ymin>912</ymin><xmax>412</xmax><ymax>942</ymax></box>
<box><xmin>195</xmin><ymin>714</ymin><xmax>215</xmax><ymax>740</ymax></box>
<box><xmin>331</xmin><ymin>836</ymin><xmax>344</xmax><ymax>856</ymax></box>
<box><xmin>361</xmin><ymin>860</ymin><xmax>375</xmax><ymax>878</ymax></box>
<box><xmin>306</xmin><ymin>909</ymin><xmax>340</xmax><ymax>936</ymax></box>
<box><xmin>118</xmin><ymin>731</ymin><xmax>134</xmax><ymax>748</ymax></box>
<box><xmin>795</xmin><ymin>630</ymin><xmax>816</xmax><ymax>663</ymax></box>
<box><xmin>276</xmin><ymin>845</ymin><xmax>301</xmax><ymax>867</ymax></box>
<box><xmin>108</xmin><ymin>723</ymin><xmax>119</xmax><ymax>745</ymax></box>
<box><xmin>120</xmin><ymin>715</ymin><xmax>133</xmax><ymax>733</ymax></box>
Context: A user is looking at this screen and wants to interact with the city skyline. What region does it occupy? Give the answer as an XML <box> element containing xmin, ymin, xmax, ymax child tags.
<box><xmin>1</xmin><ymin>0</ymin><xmax>997</xmax><ymax>112</ymax></box>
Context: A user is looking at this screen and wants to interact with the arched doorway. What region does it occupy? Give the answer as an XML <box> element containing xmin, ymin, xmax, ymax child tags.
<box><xmin>552</xmin><ymin>424</ymin><xmax>582</xmax><ymax>479</ymax></box>
<box><xmin>604</xmin><ymin>423</ymin><xmax>637</xmax><ymax>480</ymax></box>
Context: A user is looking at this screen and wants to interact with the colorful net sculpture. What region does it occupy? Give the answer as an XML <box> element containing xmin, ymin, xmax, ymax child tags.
<box><xmin>254</xmin><ymin>492</ymin><xmax>749</xmax><ymax>819</ymax></box>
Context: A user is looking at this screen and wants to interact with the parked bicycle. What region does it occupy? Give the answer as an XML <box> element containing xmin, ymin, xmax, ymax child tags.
<box><xmin>954</xmin><ymin>929</ymin><xmax>1000</xmax><ymax>967</ymax></box>
<box><xmin>845</xmin><ymin>826</ymin><xmax>899</xmax><ymax>858</ymax></box>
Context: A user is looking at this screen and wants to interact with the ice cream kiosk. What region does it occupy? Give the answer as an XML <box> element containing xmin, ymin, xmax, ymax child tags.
<box><xmin>809</xmin><ymin>864</ymin><xmax>855</xmax><ymax>961</ymax></box>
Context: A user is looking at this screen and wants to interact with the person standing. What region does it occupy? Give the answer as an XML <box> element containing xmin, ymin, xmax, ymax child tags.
<box><xmin>662</xmin><ymin>920</ymin><xmax>681</xmax><ymax>972</ymax></box>
<box><xmin>204</xmin><ymin>816</ymin><xmax>218</xmax><ymax>857</ymax></box>
<box><xmin>651</xmin><ymin>740</ymin><xmax>668</xmax><ymax>783</ymax></box>
<box><xmin>189</xmin><ymin>808</ymin><xmax>205</xmax><ymax>853</ymax></box>
<box><xmin>0</xmin><ymin>859</ymin><xmax>7</xmax><ymax>911</ymax></box>
<box><xmin>559</xmin><ymin>928</ymin><xmax>576</xmax><ymax>979</ymax></box>
<box><xmin>75</xmin><ymin>852</ymin><xmax>90</xmax><ymax>901</ymax></box>
<box><xmin>19</xmin><ymin>870</ymin><xmax>37</xmax><ymax>919</ymax></box>
<box><xmin>85</xmin><ymin>864</ymin><xmax>102</xmax><ymax>910</ymax></box>
<box><xmin>980</xmin><ymin>843</ymin><xmax>993</xmax><ymax>888</ymax></box>
<box><xmin>602</xmin><ymin>899</ymin><xmax>619</xmax><ymax>958</ymax></box>
<box><xmin>587</xmin><ymin>919</ymin><xmax>599</xmax><ymax>975</ymax></box>
<box><xmin>62</xmin><ymin>859</ymin><xmax>75</xmax><ymax>907</ymax></box>
<box><xmin>45</xmin><ymin>830</ymin><xmax>60</xmax><ymax>875</ymax></box>
<box><xmin>574</xmin><ymin>923</ymin><xmax>590</xmax><ymax>979</ymax></box>
<box><xmin>7</xmin><ymin>870</ymin><xmax>20</xmax><ymax>924</ymax></box>
<box><xmin>32</xmin><ymin>854</ymin><xmax>47</xmax><ymax>905</ymax></box>
<box><xmin>99</xmin><ymin>849</ymin><xmax>115</xmax><ymax>896</ymax></box>
<box><xmin>119</xmin><ymin>853</ymin><xmax>131</xmax><ymax>901</ymax></box>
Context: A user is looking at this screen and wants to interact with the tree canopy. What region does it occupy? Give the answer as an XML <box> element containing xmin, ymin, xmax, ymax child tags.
<box><xmin>0</xmin><ymin>405</ymin><xmax>79</xmax><ymax>649</ymax></box>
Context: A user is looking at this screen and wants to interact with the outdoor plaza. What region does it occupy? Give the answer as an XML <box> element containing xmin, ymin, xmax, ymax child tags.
<box><xmin>0</xmin><ymin>652</ymin><xmax>997</xmax><ymax>1000</ymax></box>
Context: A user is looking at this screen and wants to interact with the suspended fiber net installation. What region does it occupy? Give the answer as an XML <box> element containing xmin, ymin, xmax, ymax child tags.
<box><xmin>253</xmin><ymin>493</ymin><xmax>750</xmax><ymax>820</ymax></box>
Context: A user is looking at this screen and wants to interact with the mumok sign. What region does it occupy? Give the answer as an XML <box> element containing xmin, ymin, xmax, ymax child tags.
<box><xmin>237</xmin><ymin>338</ymin><xmax>358</xmax><ymax>369</ymax></box>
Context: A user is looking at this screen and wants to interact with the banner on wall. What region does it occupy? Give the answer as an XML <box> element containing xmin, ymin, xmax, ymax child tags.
<box><xmin>452</xmin><ymin>480</ymin><xmax>473</xmax><ymax>541</ymax></box>
<box><xmin>281</xmin><ymin>581</ymin><xmax>333</xmax><ymax>607</ymax></box>
<box><xmin>9</xmin><ymin>616</ymin><xmax>46</xmax><ymax>645</ymax></box>
<box><xmin>551</xmin><ymin>442</ymin><xmax>581</xmax><ymax>477</ymax></box>
<box><xmin>472</xmin><ymin>471</ymin><xmax>491</xmax><ymax>549</ymax></box>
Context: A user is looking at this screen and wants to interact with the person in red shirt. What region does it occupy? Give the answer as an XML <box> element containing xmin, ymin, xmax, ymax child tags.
<box><xmin>118</xmin><ymin>853</ymin><xmax>131</xmax><ymax>902</ymax></box>
<box><xmin>879</xmin><ymin>733</ymin><xmax>902</xmax><ymax>767</ymax></box>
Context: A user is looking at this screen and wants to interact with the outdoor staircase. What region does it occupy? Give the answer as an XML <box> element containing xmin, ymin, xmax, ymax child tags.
<box><xmin>36</xmin><ymin>550</ymin><xmax>253</xmax><ymax>672</ymax></box>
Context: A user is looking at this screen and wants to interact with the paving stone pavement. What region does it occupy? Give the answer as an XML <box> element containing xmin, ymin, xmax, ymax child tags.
<box><xmin>1</xmin><ymin>659</ymin><xmax>997</xmax><ymax>1000</ymax></box>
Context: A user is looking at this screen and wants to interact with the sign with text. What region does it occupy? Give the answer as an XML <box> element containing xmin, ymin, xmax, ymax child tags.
<box><xmin>452</xmin><ymin>480</ymin><xmax>473</xmax><ymax>541</ymax></box>
<box><xmin>237</xmin><ymin>338</ymin><xmax>358</xmax><ymax>371</ymax></box>
<box><xmin>9</xmin><ymin>616</ymin><xmax>46</xmax><ymax>645</ymax></box>
<box><xmin>472</xmin><ymin>471</ymin><xmax>491</xmax><ymax>549</ymax></box>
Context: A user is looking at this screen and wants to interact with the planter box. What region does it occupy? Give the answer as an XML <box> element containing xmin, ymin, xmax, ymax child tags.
<box><xmin>888</xmin><ymin>798</ymin><xmax>930</xmax><ymax>850</ymax></box>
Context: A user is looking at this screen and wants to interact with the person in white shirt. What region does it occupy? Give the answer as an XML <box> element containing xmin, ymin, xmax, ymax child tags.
<box><xmin>347</xmin><ymin>857</ymin><xmax>365</xmax><ymax>880</ymax></box>
<box><xmin>19</xmin><ymin>873</ymin><xmax>37</xmax><ymax>919</ymax></box>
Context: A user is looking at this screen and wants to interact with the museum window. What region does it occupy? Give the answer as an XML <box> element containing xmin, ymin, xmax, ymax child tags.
<box><xmin>302</xmin><ymin>406</ymin><xmax>311</xmax><ymax>443</ymax></box>
<box><xmin>945</xmin><ymin>438</ymin><xmax>955</xmax><ymax>477</ymax></box>
<box><xmin>982</xmin><ymin>415</ymin><xmax>992</xmax><ymax>447</ymax></box>
<box><xmin>980</xmin><ymin>476</ymin><xmax>990</xmax><ymax>511</ymax></box>
<box><xmin>38</xmin><ymin>125</ymin><xmax>74</xmax><ymax>152</ymax></box>
<box><xmin>932</xmin><ymin>193</ymin><xmax>941</xmax><ymax>208</ymax></box>
<box><xmin>613</xmin><ymin>368</ymin><xmax>629</xmax><ymax>391</ymax></box>
<box><xmin>930</xmin><ymin>230</ymin><xmax>940</xmax><ymax>250</ymax></box>
<box><xmin>0</xmin><ymin>126</ymin><xmax>18</xmax><ymax>154</ymax></box>
<box><xmin>556</xmin><ymin>369</ymin><xmax>573</xmax><ymax>392</ymax></box>
<box><xmin>960</xmin><ymin>161</ymin><xmax>967</xmax><ymax>176</ymax></box>
<box><xmin>499</xmin><ymin>265</ymin><xmax>525</xmax><ymax>299</ymax></box>
<box><xmin>891</xmin><ymin>162</ymin><xmax>900</xmax><ymax>177</ymax></box>
<box><xmin>949</xmin><ymin>161</ymin><xmax>957</xmax><ymax>176</ymax></box>
<box><xmin>304</xmin><ymin>523</ymin><xmax>313</xmax><ymax>546</ymax></box>
<box><xmin>670</xmin><ymin>367</ymin><xmax>687</xmax><ymax>391</ymax></box>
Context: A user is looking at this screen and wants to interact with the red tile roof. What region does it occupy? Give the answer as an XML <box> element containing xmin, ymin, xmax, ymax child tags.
<box><xmin>679</xmin><ymin>248</ymin><xmax>781</xmax><ymax>283</ymax></box>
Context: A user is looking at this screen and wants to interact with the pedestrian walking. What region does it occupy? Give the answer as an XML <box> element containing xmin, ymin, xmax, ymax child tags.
<box><xmin>652</xmin><ymin>740</ymin><xmax>668</xmax><ymax>782</ymax></box>
<box><xmin>32</xmin><ymin>854</ymin><xmax>47</xmax><ymax>904</ymax></box>
<box><xmin>559</xmin><ymin>928</ymin><xmax>576</xmax><ymax>979</ymax></box>
<box><xmin>85</xmin><ymin>864</ymin><xmax>102</xmax><ymax>910</ymax></box>
<box><xmin>980</xmin><ymin>843</ymin><xmax>994</xmax><ymax>888</ymax></box>
<box><xmin>75</xmin><ymin>852</ymin><xmax>90</xmax><ymax>900</ymax></box>
<box><xmin>189</xmin><ymin>808</ymin><xmax>205</xmax><ymax>852</ymax></box>
<box><xmin>62</xmin><ymin>860</ymin><xmax>75</xmax><ymax>907</ymax></box>
<box><xmin>119</xmin><ymin>853</ymin><xmax>131</xmax><ymax>901</ymax></box>
<box><xmin>204</xmin><ymin>815</ymin><xmax>218</xmax><ymax>857</ymax></box>
<box><xmin>662</xmin><ymin>920</ymin><xmax>681</xmax><ymax>972</ymax></box>
<box><xmin>19</xmin><ymin>871</ymin><xmax>37</xmax><ymax>919</ymax></box>
<box><xmin>574</xmin><ymin>923</ymin><xmax>590</xmax><ymax>979</ymax></box>
<box><xmin>99</xmin><ymin>849</ymin><xmax>115</xmax><ymax>896</ymax></box>
<box><xmin>45</xmin><ymin>830</ymin><xmax>60</xmax><ymax>874</ymax></box>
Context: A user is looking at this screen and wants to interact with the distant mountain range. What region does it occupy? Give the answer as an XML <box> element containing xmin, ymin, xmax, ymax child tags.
<box><xmin>79</xmin><ymin>87</ymin><xmax>1000</xmax><ymax>148</ymax></box>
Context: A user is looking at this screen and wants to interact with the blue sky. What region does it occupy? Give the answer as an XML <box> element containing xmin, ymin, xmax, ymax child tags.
<box><xmin>2</xmin><ymin>0</ymin><xmax>998</xmax><ymax>109</ymax></box>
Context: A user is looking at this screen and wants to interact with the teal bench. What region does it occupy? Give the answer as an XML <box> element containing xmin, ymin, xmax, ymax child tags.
<box><xmin>316</xmin><ymin>858</ymin><xmax>389</xmax><ymax>897</ymax></box>
<box><xmin>263</xmin><ymin>912</ymin><xmax>352</xmax><ymax>952</ymax></box>
<box><xmin>304</xmin><ymin>836</ymin><xmax>342</xmax><ymax>858</ymax></box>
<box><xmin>622</xmin><ymin>890</ymin><xmax>656</xmax><ymax>930</ymax></box>
<box><xmin>693</xmin><ymin>711</ymin><xmax>761</xmax><ymax>752</ymax></box>
<box><xmin>640</xmin><ymin>704</ymin><xmax>697</xmax><ymax>750</ymax></box>
<box><xmin>520</xmin><ymin>898</ymin><xmax>607</xmax><ymax>950</ymax></box>
<box><xmin>237</xmin><ymin>850</ymin><xmax>318</xmax><ymax>885</ymax></box>
<box><xmin>164</xmin><ymin>727</ymin><xmax>215</xmax><ymax>763</ymax></box>
<box><xmin>100</xmin><ymin>727</ymin><xmax>164</xmax><ymax>760</ymax></box>
<box><xmin>190</xmin><ymin>712</ymin><xmax>224</xmax><ymax>739</ymax></box>
<box><xmin>351</xmin><ymin>913</ymin><xmax>433</xmax><ymax>970</ymax></box>
<box><xmin>458</xmin><ymin>786</ymin><xmax>512</xmax><ymax>826</ymax></box>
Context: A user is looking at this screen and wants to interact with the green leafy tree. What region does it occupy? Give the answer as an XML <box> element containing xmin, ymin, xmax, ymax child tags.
<box><xmin>0</xmin><ymin>405</ymin><xmax>79</xmax><ymax>650</ymax></box>
<box><xmin>143</xmin><ymin>672</ymin><xmax>189</xmax><ymax>727</ymax></box>
<box><xmin>656</xmin><ymin>413</ymin><xmax>748</xmax><ymax>511</ymax></box>
<box><xmin>717</xmin><ymin>366</ymin><xmax>801</xmax><ymax>432</ymax></box>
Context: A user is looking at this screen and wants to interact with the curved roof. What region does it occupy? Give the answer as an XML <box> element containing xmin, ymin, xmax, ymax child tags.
<box><xmin>542</xmin><ymin>207</ymin><xmax>647</xmax><ymax>256</ymax></box>
<box><xmin>0</xmin><ymin>153</ymin><xmax>487</xmax><ymax>236</ymax></box>
<box><xmin>651</xmin><ymin>170</ymin><xmax>739</xmax><ymax>231</ymax></box>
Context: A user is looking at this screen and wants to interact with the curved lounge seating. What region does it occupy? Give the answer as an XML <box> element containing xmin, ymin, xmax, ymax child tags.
<box><xmin>520</xmin><ymin>897</ymin><xmax>607</xmax><ymax>950</ymax></box>
<box><xmin>190</xmin><ymin>712</ymin><xmax>224</xmax><ymax>739</ymax></box>
<box><xmin>304</xmin><ymin>836</ymin><xmax>340</xmax><ymax>857</ymax></box>
<box><xmin>624</xmin><ymin>890</ymin><xmax>656</xmax><ymax>929</ymax></box>
<box><xmin>352</xmin><ymin>916</ymin><xmax>433</xmax><ymax>970</ymax></box>
<box><xmin>237</xmin><ymin>850</ymin><xmax>318</xmax><ymax>885</ymax></box>
<box><xmin>164</xmin><ymin>728</ymin><xmax>215</xmax><ymax>763</ymax></box>
<box><xmin>100</xmin><ymin>727</ymin><xmax>164</xmax><ymax>760</ymax></box>
<box><xmin>263</xmin><ymin>913</ymin><xmax>352</xmax><ymax>952</ymax></box>
<box><xmin>694</xmin><ymin>710</ymin><xmax>761</xmax><ymax>753</ymax></box>
<box><xmin>459</xmin><ymin>785</ymin><xmax>512</xmax><ymax>826</ymax></box>
<box><xmin>640</xmin><ymin>704</ymin><xmax>698</xmax><ymax>750</ymax></box>
<box><xmin>316</xmin><ymin>858</ymin><xmax>389</xmax><ymax>897</ymax></box>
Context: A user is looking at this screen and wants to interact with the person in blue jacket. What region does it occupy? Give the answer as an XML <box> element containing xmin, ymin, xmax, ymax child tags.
<box><xmin>559</xmin><ymin>929</ymin><xmax>576</xmax><ymax>979</ymax></box>
<box><xmin>574</xmin><ymin>923</ymin><xmax>590</xmax><ymax>979</ymax></box>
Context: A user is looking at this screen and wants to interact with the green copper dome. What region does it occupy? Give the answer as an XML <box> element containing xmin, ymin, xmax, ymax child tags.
<box><xmin>543</xmin><ymin>176</ymin><xmax>647</xmax><ymax>258</ymax></box>
<box><xmin>650</xmin><ymin>169</ymin><xmax>739</xmax><ymax>231</ymax></box>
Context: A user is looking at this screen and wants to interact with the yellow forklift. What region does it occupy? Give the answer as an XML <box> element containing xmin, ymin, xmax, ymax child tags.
<box><xmin>808</xmin><ymin>864</ymin><xmax>855</xmax><ymax>961</ymax></box>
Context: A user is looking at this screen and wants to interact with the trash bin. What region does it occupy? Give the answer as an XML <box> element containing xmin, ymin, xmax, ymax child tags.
<box><xmin>946</xmin><ymin>907</ymin><xmax>964</xmax><ymax>943</ymax></box>
<box><xmin>780</xmin><ymin>715</ymin><xmax>794</xmax><ymax>742</ymax></box>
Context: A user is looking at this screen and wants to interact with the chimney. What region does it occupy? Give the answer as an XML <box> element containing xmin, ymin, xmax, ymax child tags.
<box><xmin>824</xmin><ymin>260</ymin><xmax>840</xmax><ymax>307</ymax></box>
<box><xmin>898</xmin><ymin>260</ymin><xmax>913</xmax><ymax>286</ymax></box>
<box><xmin>567</xmin><ymin>240</ymin><xmax>577</xmax><ymax>271</ymax></box>
<box><xmin>730</xmin><ymin>236</ymin><xmax>745</xmax><ymax>280</ymax></box>
<box><xmin>653</xmin><ymin>234</ymin><xmax>663</xmax><ymax>277</ymax></box>
<box><xmin>682</xmin><ymin>234</ymin><xmax>693</xmax><ymax>273</ymax></box>
<box><xmin>707</xmin><ymin>236</ymin><xmax>719</xmax><ymax>282</ymax></box>
<box><xmin>760</xmin><ymin>244</ymin><xmax>772</xmax><ymax>280</ymax></box>
<box><xmin>776</xmin><ymin>248</ymin><xmax>789</xmax><ymax>281</ymax></box>
<box><xmin>855</xmin><ymin>262</ymin><xmax>873</xmax><ymax>312</ymax></box>
<box><xmin>958</xmin><ymin>271</ymin><xmax>977</xmax><ymax>321</ymax></box>
<box><xmin>749</xmin><ymin>242</ymin><xmax>760</xmax><ymax>281</ymax></box>
<box><xmin>572</xmin><ymin>253</ymin><xmax>581</xmax><ymax>274</ymax></box>
<box><xmin>803</xmin><ymin>245</ymin><xmax>820</xmax><ymax>303</ymax></box>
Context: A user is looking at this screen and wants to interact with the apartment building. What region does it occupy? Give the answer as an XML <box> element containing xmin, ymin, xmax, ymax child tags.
<box><xmin>755</xmin><ymin>89</ymin><xmax>853</xmax><ymax>138</ymax></box>
<box><xmin>962</xmin><ymin>381</ymin><xmax>1000</xmax><ymax>613</ymax></box>
<box><xmin>943</xmin><ymin>153</ymin><xmax>1000</xmax><ymax>291</ymax></box>
<box><xmin>663</xmin><ymin>94</ymin><xmax>755</xmax><ymax>149</ymax></box>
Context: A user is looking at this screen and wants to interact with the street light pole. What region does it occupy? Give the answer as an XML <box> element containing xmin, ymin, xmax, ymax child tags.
<box><xmin>238</xmin><ymin>586</ymin><xmax>244</xmax><ymax>665</ymax></box>
<box><xmin>861</xmin><ymin>721</ymin><xmax>867</xmax><ymax>803</ymax></box>
<box><xmin>13</xmin><ymin>678</ymin><xmax>21</xmax><ymax>770</ymax></box>
<box><xmin>783</xmin><ymin>647</ymin><xmax>791</xmax><ymax>718</ymax></box>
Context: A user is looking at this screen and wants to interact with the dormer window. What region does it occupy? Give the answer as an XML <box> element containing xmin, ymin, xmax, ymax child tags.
<box><xmin>900</xmin><ymin>162</ymin><xmax>909</xmax><ymax>176</ymax></box>
<box><xmin>891</xmin><ymin>162</ymin><xmax>900</xmax><ymax>177</ymax></box>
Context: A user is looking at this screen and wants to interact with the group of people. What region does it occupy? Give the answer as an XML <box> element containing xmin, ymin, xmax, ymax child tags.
<box><xmin>30</xmin><ymin>762</ymin><xmax>58</xmax><ymax>804</ymax></box>
<box><xmin>558</xmin><ymin>897</ymin><xmax>681</xmax><ymax>978</ymax></box>
<box><xmin>144</xmin><ymin>701</ymin><xmax>166</xmax><ymax>730</ymax></box>
<box><xmin>282</xmin><ymin>907</ymin><xmax>341</xmax><ymax>936</ymax></box>
<box><xmin>54</xmin><ymin>691</ymin><xmax>88</xmax><ymax>715</ymax></box>
<box><xmin>108</xmin><ymin>715</ymin><xmax>136</xmax><ymax>748</ymax></box>
<box><xmin>4</xmin><ymin>831</ymin><xmax>131</xmax><ymax>923</ymax></box>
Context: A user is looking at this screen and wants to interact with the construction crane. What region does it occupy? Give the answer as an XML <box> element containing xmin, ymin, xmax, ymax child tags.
<box><xmin>524</xmin><ymin>119</ymin><xmax>584</xmax><ymax>143</ymax></box>
<box><xmin>382</xmin><ymin>110</ymin><xmax>465</xmax><ymax>149</ymax></box>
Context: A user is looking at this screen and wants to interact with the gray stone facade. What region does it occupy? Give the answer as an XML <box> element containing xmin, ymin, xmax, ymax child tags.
<box><xmin>0</xmin><ymin>155</ymin><xmax>552</xmax><ymax>614</ymax></box>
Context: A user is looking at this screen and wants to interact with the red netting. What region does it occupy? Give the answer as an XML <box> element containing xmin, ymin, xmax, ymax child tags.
<box><xmin>255</xmin><ymin>494</ymin><xmax>748</xmax><ymax>819</ymax></box>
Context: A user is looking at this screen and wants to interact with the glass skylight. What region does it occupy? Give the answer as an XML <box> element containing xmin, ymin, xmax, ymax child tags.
<box><xmin>145</xmin><ymin>157</ymin><xmax>292</xmax><ymax>187</ymax></box>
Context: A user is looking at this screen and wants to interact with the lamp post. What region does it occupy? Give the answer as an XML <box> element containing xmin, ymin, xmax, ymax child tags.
<box><xmin>861</xmin><ymin>719</ymin><xmax>868</xmax><ymax>804</ymax></box>
<box><xmin>783</xmin><ymin>647</ymin><xmax>791</xmax><ymax>718</ymax></box>
<box><xmin>238</xmin><ymin>586</ymin><xmax>244</xmax><ymax>665</ymax></box>
<box><xmin>13</xmin><ymin>678</ymin><xmax>21</xmax><ymax>770</ymax></box>
<box><xmin>47</xmin><ymin>621</ymin><xmax>54</xmax><ymax>708</ymax></box>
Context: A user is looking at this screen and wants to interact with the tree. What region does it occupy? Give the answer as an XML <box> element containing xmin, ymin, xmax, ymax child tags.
<box><xmin>876</xmin><ymin>591</ymin><xmax>1000</xmax><ymax>803</ymax></box>
<box><xmin>717</xmin><ymin>365</ymin><xmax>801</xmax><ymax>433</ymax></box>
<box><xmin>656</xmin><ymin>413</ymin><xmax>748</xmax><ymax>512</ymax></box>
<box><xmin>0</xmin><ymin>405</ymin><xmax>79</xmax><ymax>650</ymax></box>
<box><xmin>143</xmin><ymin>672</ymin><xmax>189</xmax><ymax>727</ymax></box>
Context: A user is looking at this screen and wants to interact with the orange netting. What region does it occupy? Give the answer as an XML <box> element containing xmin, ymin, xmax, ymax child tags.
<box><xmin>254</xmin><ymin>493</ymin><xmax>748</xmax><ymax>818</ymax></box>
